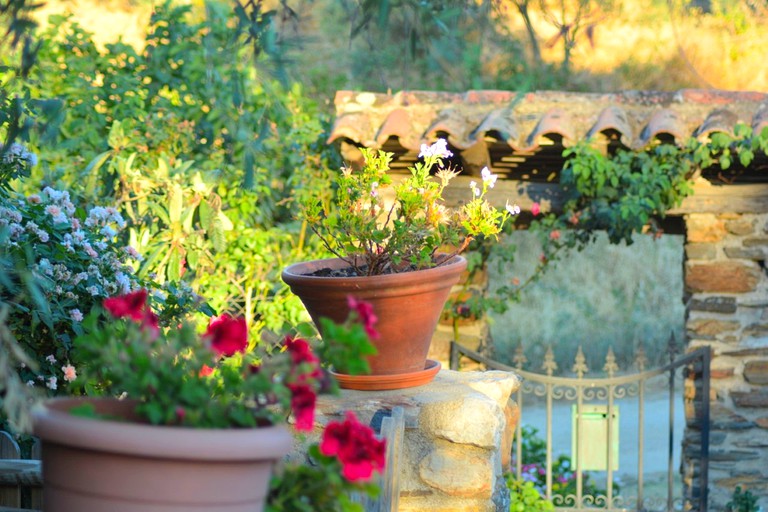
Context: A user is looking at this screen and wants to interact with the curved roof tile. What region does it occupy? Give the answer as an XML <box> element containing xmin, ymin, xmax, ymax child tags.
<box><xmin>329</xmin><ymin>89</ymin><xmax>768</xmax><ymax>156</ymax></box>
<box><xmin>525</xmin><ymin>108</ymin><xmax>576</xmax><ymax>149</ymax></box>
<box><xmin>694</xmin><ymin>108</ymin><xmax>739</xmax><ymax>139</ymax></box>
<box><xmin>639</xmin><ymin>109</ymin><xmax>687</xmax><ymax>147</ymax></box>
<box><xmin>586</xmin><ymin>106</ymin><xmax>634</xmax><ymax>146</ymax></box>
<box><xmin>470</xmin><ymin>108</ymin><xmax>520</xmax><ymax>148</ymax></box>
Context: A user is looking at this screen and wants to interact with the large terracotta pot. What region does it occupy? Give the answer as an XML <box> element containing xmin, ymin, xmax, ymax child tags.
<box><xmin>281</xmin><ymin>255</ymin><xmax>467</xmax><ymax>385</ymax></box>
<box><xmin>32</xmin><ymin>397</ymin><xmax>292</xmax><ymax>512</ymax></box>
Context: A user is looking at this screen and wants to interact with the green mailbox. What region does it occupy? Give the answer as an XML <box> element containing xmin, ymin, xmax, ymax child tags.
<box><xmin>571</xmin><ymin>404</ymin><xmax>619</xmax><ymax>471</ymax></box>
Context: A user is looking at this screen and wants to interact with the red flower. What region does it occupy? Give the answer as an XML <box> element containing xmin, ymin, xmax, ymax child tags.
<box><xmin>205</xmin><ymin>314</ymin><xmax>248</xmax><ymax>357</ymax></box>
<box><xmin>199</xmin><ymin>364</ymin><xmax>214</xmax><ymax>377</ymax></box>
<box><xmin>288</xmin><ymin>383</ymin><xmax>316</xmax><ymax>432</ymax></box>
<box><xmin>284</xmin><ymin>336</ymin><xmax>319</xmax><ymax>365</ymax></box>
<box><xmin>320</xmin><ymin>411</ymin><xmax>386</xmax><ymax>482</ymax></box>
<box><xmin>285</xmin><ymin>336</ymin><xmax>323</xmax><ymax>383</ymax></box>
<box><xmin>104</xmin><ymin>289</ymin><xmax>149</xmax><ymax>321</ymax></box>
<box><xmin>347</xmin><ymin>296</ymin><xmax>379</xmax><ymax>340</ymax></box>
<box><xmin>103</xmin><ymin>290</ymin><xmax>159</xmax><ymax>339</ymax></box>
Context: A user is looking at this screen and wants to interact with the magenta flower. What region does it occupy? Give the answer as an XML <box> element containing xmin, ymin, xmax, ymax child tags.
<box><xmin>320</xmin><ymin>411</ymin><xmax>386</xmax><ymax>482</ymax></box>
<box><xmin>204</xmin><ymin>314</ymin><xmax>248</xmax><ymax>357</ymax></box>
<box><xmin>347</xmin><ymin>296</ymin><xmax>379</xmax><ymax>340</ymax></box>
<box><xmin>288</xmin><ymin>383</ymin><xmax>316</xmax><ymax>432</ymax></box>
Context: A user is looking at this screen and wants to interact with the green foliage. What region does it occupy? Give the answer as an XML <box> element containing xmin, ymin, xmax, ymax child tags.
<box><xmin>511</xmin><ymin>425</ymin><xmax>617</xmax><ymax>502</ymax></box>
<box><xmin>726</xmin><ymin>485</ymin><xmax>760</xmax><ymax>512</ymax></box>
<box><xmin>507</xmin><ymin>476</ymin><xmax>554</xmax><ymax>512</ymax></box>
<box><xmin>305</xmin><ymin>142</ymin><xmax>512</xmax><ymax>275</ymax></box>
<box><xmin>12</xmin><ymin>2</ymin><xmax>338</xmax><ymax>340</ymax></box>
<box><xmin>267</xmin><ymin>444</ymin><xmax>378</xmax><ymax>512</ymax></box>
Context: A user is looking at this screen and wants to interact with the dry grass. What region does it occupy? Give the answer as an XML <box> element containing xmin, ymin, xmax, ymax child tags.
<box><xmin>498</xmin><ymin>0</ymin><xmax>768</xmax><ymax>91</ymax></box>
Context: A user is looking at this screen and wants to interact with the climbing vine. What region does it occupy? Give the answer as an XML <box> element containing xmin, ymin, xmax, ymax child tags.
<box><xmin>446</xmin><ymin>125</ymin><xmax>768</xmax><ymax>328</ymax></box>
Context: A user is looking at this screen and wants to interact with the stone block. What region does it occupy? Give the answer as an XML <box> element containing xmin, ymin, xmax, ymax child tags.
<box><xmin>732</xmin><ymin>389</ymin><xmax>768</xmax><ymax>408</ymax></box>
<box><xmin>685</xmin><ymin>262</ymin><xmax>761</xmax><ymax>293</ymax></box>
<box><xmin>725</xmin><ymin>217</ymin><xmax>756</xmax><ymax>236</ymax></box>
<box><xmin>709</xmin><ymin>449</ymin><xmax>761</xmax><ymax>461</ymax></box>
<box><xmin>756</xmin><ymin>416</ymin><xmax>768</xmax><ymax>428</ymax></box>
<box><xmin>724</xmin><ymin>246</ymin><xmax>767</xmax><ymax>260</ymax></box>
<box><xmin>688</xmin><ymin>296</ymin><xmax>737</xmax><ymax>314</ymax></box>
<box><xmin>685</xmin><ymin>242</ymin><xmax>717</xmax><ymax>260</ymax></box>
<box><xmin>418</xmin><ymin>442</ymin><xmax>494</xmax><ymax>497</ymax></box>
<box><xmin>294</xmin><ymin>369</ymin><xmax>521</xmax><ymax>512</ymax></box>
<box><xmin>743</xmin><ymin>236</ymin><xmax>768</xmax><ymax>248</ymax></box>
<box><xmin>744</xmin><ymin>360</ymin><xmax>768</xmax><ymax>385</ymax></box>
<box><xmin>710</xmin><ymin>404</ymin><xmax>755</xmax><ymax>430</ymax></box>
<box><xmin>686</xmin><ymin>214</ymin><xmax>726</xmax><ymax>243</ymax></box>
<box><xmin>686</xmin><ymin>318</ymin><xmax>741</xmax><ymax>338</ymax></box>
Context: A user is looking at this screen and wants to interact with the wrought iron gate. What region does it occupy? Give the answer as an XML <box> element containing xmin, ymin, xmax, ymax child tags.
<box><xmin>450</xmin><ymin>339</ymin><xmax>711</xmax><ymax>512</ymax></box>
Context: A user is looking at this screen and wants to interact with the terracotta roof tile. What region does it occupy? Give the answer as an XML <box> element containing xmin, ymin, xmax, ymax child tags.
<box><xmin>330</xmin><ymin>89</ymin><xmax>768</xmax><ymax>153</ymax></box>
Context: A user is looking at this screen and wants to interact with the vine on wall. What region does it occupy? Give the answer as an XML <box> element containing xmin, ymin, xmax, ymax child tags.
<box><xmin>448</xmin><ymin>126</ymin><xmax>768</xmax><ymax>330</ymax></box>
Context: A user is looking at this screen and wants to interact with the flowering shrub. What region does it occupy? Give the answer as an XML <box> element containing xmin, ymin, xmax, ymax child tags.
<box><xmin>0</xmin><ymin>184</ymin><xmax>140</xmax><ymax>396</ymax></box>
<box><xmin>304</xmin><ymin>139</ymin><xmax>519</xmax><ymax>276</ymax></box>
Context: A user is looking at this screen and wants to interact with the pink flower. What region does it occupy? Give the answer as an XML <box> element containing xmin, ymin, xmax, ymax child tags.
<box><xmin>205</xmin><ymin>314</ymin><xmax>248</xmax><ymax>357</ymax></box>
<box><xmin>320</xmin><ymin>411</ymin><xmax>386</xmax><ymax>482</ymax></box>
<box><xmin>61</xmin><ymin>364</ymin><xmax>77</xmax><ymax>382</ymax></box>
<box><xmin>288</xmin><ymin>383</ymin><xmax>316</xmax><ymax>432</ymax></box>
<box><xmin>549</xmin><ymin>230</ymin><xmax>561</xmax><ymax>241</ymax></box>
<box><xmin>531</xmin><ymin>202</ymin><xmax>541</xmax><ymax>216</ymax></box>
<box><xmin>347</xmin><ymin>296</ymin><xmax>380</xmax><ymax>340</ymax></box>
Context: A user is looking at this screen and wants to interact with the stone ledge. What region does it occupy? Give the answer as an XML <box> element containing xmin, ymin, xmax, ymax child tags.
<box><xmin>288</xmin><ymin>369</ymin><xmax>521</xmax><ymax>512</ymax></box>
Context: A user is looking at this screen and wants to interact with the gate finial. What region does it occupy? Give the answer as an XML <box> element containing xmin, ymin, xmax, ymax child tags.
<box><xmin>541</xmin><ymin>345</ymin><xmax>557</xmax><ymax>376</ymax></box>
<box><xmin>603</xmin><ymin>347</ymin><xmax>618</xmax><ymax>377</ymax></box>
<box><xmin>634</xmin><ymin>344</ymin><xmax>648</xmax><ymax>372</ymax></box>
<box><xmin>572</xmin><ymin>346</ymin><xmax>589</xmax><ymax>378</ymax></box>
<box><xmin>513</xmin><ymin>342</ymin><xmax>527</xmax><ymax>370</ymax></box>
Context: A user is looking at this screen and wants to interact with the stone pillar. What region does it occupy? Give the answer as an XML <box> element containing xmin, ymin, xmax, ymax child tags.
<box><xmin>683</xmin><ymin>213</ymin><xmax>768</xmax><ymax>509</ymax></box>
<box><xmin>288</xmin><ymin>369</ymin><xmax>521</xmax><ymax>511</ymax></box>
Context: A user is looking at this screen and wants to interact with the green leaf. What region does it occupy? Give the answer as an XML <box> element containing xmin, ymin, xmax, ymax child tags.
<box><xmin>168</xmin><ymin>184</ymin><xmax>183</xmax><ymax>224</ymax></box>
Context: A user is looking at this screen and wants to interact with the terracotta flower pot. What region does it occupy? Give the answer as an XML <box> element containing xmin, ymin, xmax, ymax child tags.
<box><xmin>282</xmin><ymin>255</ymin><xmax>467</xmax><ymax>387</ymax></box>
<box><xmin>32</xmin><ymin>397</ymin><xmax>292</xmax><ymax>512</ymax></box>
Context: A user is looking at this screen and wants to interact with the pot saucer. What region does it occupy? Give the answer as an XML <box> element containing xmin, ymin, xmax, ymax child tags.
<box><xmin>330</xmin><ymin>359</ymin><xmax>441</xmax><ymax>391</ymax></box>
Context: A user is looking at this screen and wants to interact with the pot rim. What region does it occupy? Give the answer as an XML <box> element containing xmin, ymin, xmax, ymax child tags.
<box><xmin>32</xmin><ymin>397</ymin><xmax>292</xmax><ymax>461</ymax></box>
<box><xmin>282</xmin><ymin>254</ymin><xmax>467</xmax><ymax>285</ymax></box>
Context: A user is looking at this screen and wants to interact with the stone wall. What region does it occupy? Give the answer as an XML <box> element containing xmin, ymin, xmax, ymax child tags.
<box><xmin>288</xmin><ymin>370</ymin><xmax>521</xmax><ymax>511</ymax></box>
<box><xmin>683</xmin><ymin>212</ymin><xmax>768</xmax><ymax>510</ymax></box>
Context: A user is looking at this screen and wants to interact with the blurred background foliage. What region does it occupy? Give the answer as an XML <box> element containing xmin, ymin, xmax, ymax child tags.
<box><xmin>3</xmin><ymin>0</ymin><xmax>764</xmax><ymax>365</ymax></box>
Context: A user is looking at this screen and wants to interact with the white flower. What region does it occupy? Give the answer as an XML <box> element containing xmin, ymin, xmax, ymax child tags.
<box><xmin>37</xmin><ymin>230</ymin><xmax>49</xmax><ymax>243</ymax></box>
<box><xmin>481</xmin><ymin>167</ymin><xmax>498</xmax><ymax>188</ymax></box>
<box><xmin>70</xmin><ymin>309</ymin><xmax>83</xmax><ymax>322</ymax></box>
<box><xmin>26</xmin><ymin>380</ymin><xmax>35</xmax><ymax>387</ymax></box>
<box><xmin>86</xmin><ymin>285</ymin><xmax>99</xmax><ymax>296</ymax></box>
<box><xmin>100</xmin><ymin>225</ymin><xmax>117</xmax><ymax>238</ymax></box>
<box><xmin>418</xmin><ymin>138</ymin><xmax>453</xmax><ymax>159</ymax></box>
<box><xmin>505</xmin><ymin>202</ymin><xmax>521</xmax><ymax>215</ymax></box>
<box><xmin>45</xmin><ymin>354</ymin><xmax>57</xmax><ymax>364</ymax></box>
<box><xmin>46</xmin><ymin>376</ymin><xmax>58</xmax><ymax>390</ymax></box>
<box><xmin>27</xmin><ymin>194</ymin><xmax>41</xmax><ymax>204</ymax></box>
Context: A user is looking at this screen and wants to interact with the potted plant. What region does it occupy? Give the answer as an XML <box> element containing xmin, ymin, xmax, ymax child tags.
<box><xmin>31</xmin><ymin>289</ymin><xmax>383</xmax><ymax>512</ymax></box>
<box><xmin>283</xmin><ymin>139</ymin><xmax>518</xmax><ymax>389</ymax></box>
